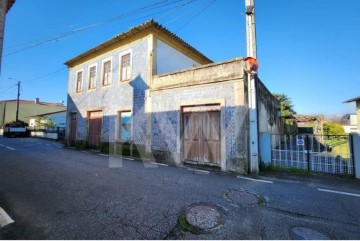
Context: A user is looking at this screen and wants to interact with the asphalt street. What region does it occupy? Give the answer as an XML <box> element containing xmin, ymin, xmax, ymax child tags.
<box><xmin>0</xmin><ymin>137</ymin><xmax>360</xmax><ymax>239</ymax></box>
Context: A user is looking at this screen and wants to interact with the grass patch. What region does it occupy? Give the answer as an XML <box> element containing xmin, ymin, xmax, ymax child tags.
<box><xmin>257</xmin><ymin>195</ymin><xmax>267</xmax><ymax>207</ymax></box>
<box><xmin>178</xmin><ymin>214</ymin><xmax>197</xmax><ymax>233</ymax></box>
<box><xmin>260</xmin><ymin>161</ymin><xmax>312</xmax><ymax>176</ymax></box>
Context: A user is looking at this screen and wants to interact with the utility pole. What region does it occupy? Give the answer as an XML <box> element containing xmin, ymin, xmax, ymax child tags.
<box><xmin>9</xmin><ymin>77</ymin><xmax>21</xmax><ymax>122</ymax></box>
<box><xmin>245</xmin><ymin>0</ymin><xmax>257</xmax><ymax>58</ymax></box>
<box><xmin>16</xmin><ymin>80</ymin><xmax>20</xmax><ymax>122</ymax></box>
<box><xmin>245</xmin><ymin>0</ymin><xmax>259</xmax><ymax>173</ymax></box>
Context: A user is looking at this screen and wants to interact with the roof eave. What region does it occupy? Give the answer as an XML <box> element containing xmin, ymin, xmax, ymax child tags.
<box><xmin>64</xmin><ymin>20</ymin><xmax>212</xmax><ymax>68</ymax></box>
<box><xmin>343</xmin><ymin>96</ymin><xmax>360</xmax><ymax>103</ymax></box>
<box><xmin>6</xmin><ymin>0</ymin><xmax>15</xmax><ymax>13</ymax></box>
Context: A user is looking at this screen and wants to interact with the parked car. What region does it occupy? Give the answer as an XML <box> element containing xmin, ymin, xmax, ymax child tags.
<box><xmin>3</xmin><ymin>121</ymin><xmax>30</xmax><ymax>137</ymax></box>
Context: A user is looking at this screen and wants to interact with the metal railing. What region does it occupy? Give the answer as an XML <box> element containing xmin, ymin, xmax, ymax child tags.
<box><xmin>271</xmin><ymin>134</ymin><xmax>354</xmax><ymax>176</ymax></box>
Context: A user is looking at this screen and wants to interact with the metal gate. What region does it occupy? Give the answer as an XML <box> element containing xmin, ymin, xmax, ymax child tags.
<box><xmin>271</xmin><ymin>134</ymin><xmax>354</xmax><ymax>176</ymax></box>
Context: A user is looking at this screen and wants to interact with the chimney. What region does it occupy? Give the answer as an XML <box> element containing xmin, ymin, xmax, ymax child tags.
<box><xmin>35</xmin><ymin>98</ymin><xmax>40</xmax><ymax>104</ymax></box>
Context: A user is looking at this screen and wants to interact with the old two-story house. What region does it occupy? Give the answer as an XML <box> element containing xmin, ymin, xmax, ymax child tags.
<box><xmin>65</xmin><ymin>20</ymin><xmax>281</xmax><ymax>173</ymax></box>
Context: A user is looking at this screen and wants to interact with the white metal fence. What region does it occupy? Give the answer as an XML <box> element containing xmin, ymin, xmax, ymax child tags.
<box><xmin>271</xmin><ymin>134</ymin><xmax>354</xmax><ymax>176</ymax></box>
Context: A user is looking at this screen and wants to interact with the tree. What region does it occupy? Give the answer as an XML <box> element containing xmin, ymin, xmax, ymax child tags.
<box><xmin>273</xmin><ymin>93</ymin><xmax>296</xmax><ymax>117</ymax></box>
<box><xmin>273</xmin><ymin>93</ymin><xmax>297</xmax><ymax>134</ymax></box>
<box><xmin>35</xmin><ymin>117</ymin><xmax>57</xmax><ymax>128</ymax></box>
<box><xmin>323</xmin><ymin>122</ymin><xmax>346</xmax><ymax>136</ymax></box>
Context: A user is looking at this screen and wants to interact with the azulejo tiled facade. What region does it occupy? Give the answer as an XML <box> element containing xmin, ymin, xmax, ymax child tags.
<box><xmin>65</xmin><ymin>20</ymin><xmax>281</xmax><ymax>174</ymax></box>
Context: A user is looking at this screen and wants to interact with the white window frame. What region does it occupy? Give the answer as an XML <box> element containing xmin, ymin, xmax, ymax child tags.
<box><xmin>75</xmin><ymin>69</ymin><xmax>84</xmax><ymax>93</ymax></box>
<box><xmin>101</xmin><ymin>57</ymin><xmax>113</xmax><ymax>87</ymax></box>
<box><xmin>117</xmin><ymin>110</ymin><xmax>133</xmax><ymax>142</ymax></box>
<box><xmin>119</xmin><ymin>49</ymin><xmax>132</xmax><ymax>82</ymax></box>
<box><xmin>88</xmin><ymin>63</ymin><xmax>97</xmax><ymax>90</ymax></box>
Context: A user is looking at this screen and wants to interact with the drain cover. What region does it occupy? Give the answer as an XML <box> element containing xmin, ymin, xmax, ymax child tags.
<box><xmin>290</xmin><ymin>227</ymin><xmax>329</xmax><ymax>240</ymax></box>
<box><xmin>224</xmin><ymin>190</ymin><xmax>265</xmax><ymax>206</ymax></box>
<box><xmin>184</xmin><ymin>203</ymin><xmax>225</xmax><ymax>233</ymax></box>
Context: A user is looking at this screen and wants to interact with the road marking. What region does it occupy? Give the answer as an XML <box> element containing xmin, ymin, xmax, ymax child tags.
<box><xmin>124</xmin><ymin>158</ymin><xmax>134</xmax><ymax>161</ymax></box>
<box><xmin>237</xmin><ymin>176</ymin><xmax>274</xmax><ymax>184</ymax></box>
<box><xmin>99</xmin><ymin>154</ymin><xmax>109</xmax><ymax>157</ymax></box>
<box><xmin>0</xmin><ymin>207</ymin><xmax>14</xmax><ymax>228</ymax></box>
<box><xmin>194</xmin><ymin>169</ymin><xmax>209</xmax><ymax>174</ymax></box>
<box><xmin>5</xmin><ymin>146</ymin><xmax>15</xmax><ymax>151</ymax></box>
<box><xmin>317</xmin><ymin>188</ymin><xmax>360</xmax><ymax>198</ymax></box>
<box><xmin>0</xmin><ymin>144</ymin><xmax>4</xmax><ymax>147</ymax></box>
<box><xmin>186</xmin><ymin>168</ymin><xmax>209</xmax><ymax>174</ymax></box>
<box><xmin>154</xmin><ymin>162</ymin><xmax>169</xmax><ymax>167</ymax></box>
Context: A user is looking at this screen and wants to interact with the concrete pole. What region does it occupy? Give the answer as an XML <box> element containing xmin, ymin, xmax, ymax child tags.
<box><xmin>352</xmin><ymin>134</ymin><xmax>360</xmax><ymax>179</ymax></box>
<box><xmin>245</xmin><ymin>0</ymin><xmax>257</xmax><ymax>58</ymax></box>
<box><xmin>16</xmin><ymin>80</ymin><xmax>20</xmax><ymax>122</ymax></box>
<box><xmin>245</xmin><ymin>0</ymin><xmax>259</xmax><ymax>173</ymax></box>
<box><xmin>356</xmin><ymin>100</ymin><xmax>360</xmax><ymax>133</ymax></box>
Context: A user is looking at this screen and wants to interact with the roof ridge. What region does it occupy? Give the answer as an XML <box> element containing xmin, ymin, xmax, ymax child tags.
<box><xmin>65</xmin><ymin>19</ymin><xmax>212</xmax><ymax>67</ymax></box>
<box><xmin>0</xmin><ymin>99</ymin><xmax>65</xmax><ymax>106</ymax></box>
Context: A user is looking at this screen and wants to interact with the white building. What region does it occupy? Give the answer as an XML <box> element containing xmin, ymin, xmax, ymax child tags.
<box><xmin>29</xmin><ymin>110</ymin><xmax>67</xmax><ymax>128</ymax></box>
<box><xmin>342</xmin><ymin>114</ymin><xmax>359</xmax><ymax>134</ymax></box>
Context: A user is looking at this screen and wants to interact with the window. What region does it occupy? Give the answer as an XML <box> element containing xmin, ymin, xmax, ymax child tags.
<box><xmin>76</xmin><ymin>71</ymin><xmax>83</xmax><ymax>93</ymax></box>
<box><xmin>88</xmin><ymin>65</ymin><xmax>97</xmax><ymax>89</ymax></box>
<box><xmin>70</xmin><ymin>112</ymin><xmax>77</xmax><ymax>120</ymax></box>
<box><xmin>120</xmin><ymin>53</ymin><xmax>131</xmax><ymax>81</ymax></box>
<box><xmin>119</xmin><ymin>111</ymin><xmax>132</xmax><ymax>141</ymax></box>
<box><xmin>102</xmin><ymin>60</ymin><xmax>112</xmax><ymax>86</ymax></box>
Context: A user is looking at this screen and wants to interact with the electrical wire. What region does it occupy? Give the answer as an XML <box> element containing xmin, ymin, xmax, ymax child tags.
<box><xmin>157</xmin><ymin>0</ymin><xmax>196</xmax><ymax>21</ymax></box>
<box><xmin>4</xmin><ymin>0</ymin><xmax>179</xmax><ymax>51</ymax></box>
<box><xmin>175</xmin><ymin>0</ymin><xmax>216</xmax><ymax>32</ymax></box>
<box><xmin>0</xmin><ymin>84</ymin><xmax>17</xmax><ymax>96</ymax></box>
<box><xmin>4</xmin><ymin>0</ymin><xmax>191</xmax><ymax>56</ymax></box>
<box><xmin>3</xmin><ymin>0</ymin><xmax>209</xmax><ymax>93</ymax></box>
<box><xmin>21</xmin><ymin>67</ymin><xmax>67</xmax><ymax>84</ymax></box>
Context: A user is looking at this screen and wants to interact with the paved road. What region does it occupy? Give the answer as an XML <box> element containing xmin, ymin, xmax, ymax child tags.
<box><xmin>0</xmin><ymin>137</ymin><xmax>359</xmax><ymax>239</ymax></box>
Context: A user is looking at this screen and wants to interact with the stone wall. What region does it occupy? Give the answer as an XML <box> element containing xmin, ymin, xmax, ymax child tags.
<box><xmin>256</xmin><ymin>77</ymin><xmax>282</xmax><ymax>135</ymax></box>
<box><xmin>150</xmin><ymin>58</ymin><xmax>248</xmax><ymax>173</ymax></box>
<box><xmin>152</xmin><ymin>58</ymin><xmax>244</xmax><ymax>90</ymax></box>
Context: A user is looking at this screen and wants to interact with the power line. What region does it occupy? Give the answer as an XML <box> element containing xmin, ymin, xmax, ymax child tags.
<box><xmin>0</xmin><ymin>84</ymin><xmax>17</xmax><ymax>96</ymax></box>
<box><xmin>176</xmin><ymin>0</ymin><xmax>216</xmax><ymax>31</ymax></box>
<box><xmin>3</xmin><ymin>0</ymin><xmax>209</xmax><ymax>95</ymax></box>
<box><xmin>21</xmin><ymin>67</ymin><xmax>67</xmax><ymax>84</ymax></box>
<box><xmin>157</xmin><ymin>0</ymin><xmax>196</xmax><ymax>21</ymax></box>
<box><xmin>4</xmin><ymin>0</ymin><xmax>191</xmax><ymax>56</ymax></box>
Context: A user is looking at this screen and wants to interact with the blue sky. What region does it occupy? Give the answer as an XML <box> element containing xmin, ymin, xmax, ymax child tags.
<box><xmin>1</xmin><ymin>0</ymin><xmax>359</xmax><ymax>116</ymax></box>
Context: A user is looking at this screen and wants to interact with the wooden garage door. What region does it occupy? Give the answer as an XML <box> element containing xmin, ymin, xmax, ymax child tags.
<box><xmin>183</xmin><ymin>106</ymin><xmax>221</xmax><ymax>166</ymax></box>
<box><xmin>88</xmin><ymin>111</ymin><xmax>103</xmax><ymax>148</ymax></box>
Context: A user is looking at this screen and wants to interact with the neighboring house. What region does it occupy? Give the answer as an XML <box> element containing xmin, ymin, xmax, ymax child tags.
<box><xmin>294</xmin><ymin>115</ymin><xmax>324</xmax><ymax>135</ymax></box>
<box><xmin>344</xmin><ymin>96</ymin><xmax>360</xmax><ymax>133</ymax></box>
<box><xmin>0</xmin><ymin>98</ymin><xmax>66</xmax><ymax>126</ymax></box>
<box><xmin>28</xmin><ymin>110</ymin><xmax>67</xmax><ymax>128</ymax></box>
<box><xmin>0</xmin><ymin>0</ymin><xmax>15</xmax><ymax>72</ymax></box>
<box><xmin>341</xmin><ymin>114</ymin><xmax>359</xmax><ymax>134</ymax></box>
<box><xmin>65</xmin><ymin>20</ymin><xmax>281</xmax><ymax>173</ymax></box>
